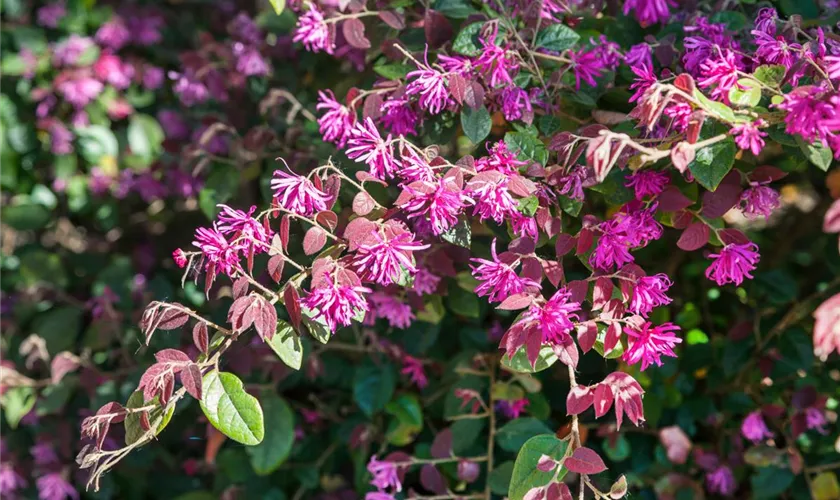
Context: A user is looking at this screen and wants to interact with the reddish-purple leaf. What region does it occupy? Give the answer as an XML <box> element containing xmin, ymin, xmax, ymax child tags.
<box><xmin>352</xmin><ymin>191</ymin><xmax>376</xmax><ymax>216</ymax></box>
<box><xmin>593</xmin><ymin>277</ymin><xmax>613</xmax><ymax>310</ymax></box>
<box><xmin>232</xmin><ymin>277</ymin><xmax>249</xmax><ymax>300</ymax></box>
<box><xmin>193</xmin><ymin>323</ymin><xmax>209</xmax><ymax>354</ymax></box>
<box><xmin>464</xmin><ymin>81</ymin><xmax>485</xmax><ymax>109</ymax></box>
<box><xmin>508</xmin><ymin>175</ymin><xmax>538</xmax><ymax>196</ymax></box>
<box><xmin>497</xmin><ymin>292</ymin><xmax>536</xmax><ymax>310</ymax></box>
<box><xmin>553</xmin><ymin>337</ymin><xmax>579</xmax><ymax>368</ymax></box>
<box><xmin>555</xmin><ymin>233</ymin><xmax>576</xmax><ymax>256</ymax></box>
<box><xmin>316</xmin><ymin>211</ymin><xmax>338</xmax><ymax>232</ymax></box>
<box><xmin>592</xmin><ymin>382</ymin><xmax>614</xmax><ymax>418</ymax></box>
<box><xmin>431</xmin><ymin>428</ymin><xmax>453</xmax><ymax>458</ymax></box>
<box><xmin>253</xmin><ymin>296</ymin><xmax>278</xmax><ymax>341</ymax></box>
<box><xmin>509</xmin><ymin>236</ymin><xmax>537</xmax><ymax>255</ymax></box>
<box><xmin>677</xmin><ymin>222</ymin><xmax>709</xmax><ymax>251</ymax></box>
<box><xmin>284</xmin><ymin>284</ymin><xmax>302</xmax><ymax>331</ymax></box>
<box><xmin>280</xmin><ymin>215</ymin><xmax>290</xmax><ymax>252</ymax></box>
<box><xmin>344</xmin><ymin>217</ymin><xmax>377</xmax><ymax>250</ymax></box>
<box><xmin>750</xmin><ymin>165</ymin><xmax>787</xmax><ymax>183</ymax></box>
<box><xmin>564</xmin><ymin>447</ymin><xmax>607</xmax><ymax>474</ymax></box>
<box><xmin>363</xmin><ymin>93</ymin><xmax>384</xmax><ymax>120</ymax></box>
<box><xmin>672</xmin><ymin>210</ymin><xmax>693</xmax><ymax>229</ymax></box>
<box><xmin>140</xmin><ymin>412</ymin><xmax>152</xmax><ymax>432</ymax></box>
<box><xmin>157</xmin><ymin>307</ymin><xmax>189</xmax><ymax>331</ymax></box>
<box><xmin>701</xmin><ymin>183</ymin><xmax>741</xmax><ymax>218</ymax></box>
<box><xmin>267</xmin><ymin>255</ymin><xmax>285</xmax><ymax>283</ymax></box>
<box><xmin>576</xmin><ymin>229</ymin><xmax>594</xmax><ymax>255</ymax></box>
<box><xmin>577</xmin><ymin>322</ymin><xmax>598</xmax><ymax>353</ymax></box>
<box><xmin>604</xmin><ymin>323</ymin><xmax>621</xmax><ymax>353</ymax></box>
<box><xmin>303</xmin><ymin>226</ymin><xmax>328</xmax><ymax>255</ymax></box>
<box><xmin>182</xmin><ymin>363</ymin><xmax>203</xmax><ymax>401</ymax></box>
<box><xmin>378</xmin><ymin>10</ymin><xmax>405</xmax><ymax>29</ymax></box>
<box><xmin>567</xmin><ymin>280</ymin><xmax>588</xmax><ymax>304</ymax></box>
<box><xmin>155</xmin><ymin>349</ymin><xmax>191</xmax><ymax>368</ymax></box>
<box><xmin>449</xmin><ymin>74</ymin><xmax>467</xmax><ymax>105</ymax></box>
<box><xmin>659</xmin><ymin>426</ymin><xmax>692</xmax><ymax>464</ymax></box>
<box><xmin>51</xmin><ymin>352</ymin><xmax>80</xmax><ymax>384</ymax></box>
<box><xmin>542</xmin><ymin>260</ymin><xmax>564</xmax><ymax>287</ymax></box>
<box><xmin>342</xmin><ymin>18</ymin><xmax>371</xmax><ymax>49</ymax></box>
<box><xmin>537</xmin><ymin>454</ymin><xmax>558</xmax><ymax>472</ymax></box>
<box><xmin>423</xmin><ymin>10</ymin><xmax>452</xmax><ymax>49</ymax></box>
<box><xmin>420</xmin><ymin>465</ymin><xmax>447</xmax><ymax>494</ymax></box>
<box><xmin>719</xmin><ymin>227</ymin><xmax>749</xmax><ymax>245</ymax></box>
<box><xmin>566</xmin><ymin>385</ymin><xmax>594</xmax><ymax>415</ymax></box>
<box><xmin>657</xmin><ymin>186</ymin><xmax>694</xmax><ymax>212</ymax></box>
<box><xmin>824</xmin><ymin>199</ymin><xmax>840</xmax><ymax>233</ymax></box>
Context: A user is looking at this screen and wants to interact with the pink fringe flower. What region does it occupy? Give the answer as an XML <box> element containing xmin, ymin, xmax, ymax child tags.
<box><xmin>625</xmin><ymin>170</ymin><xmax>669</xmax><ymax>200</ymax></box>
<box><xmin>293</xmin><ymin>4</ymin><xmax>334</xmax><ymax>54</ymax></box>
<box><xmin>316</xmin><ymin>90</ymin><xmax>355</xmax><ymax>147</ymax></box>
<box><xmin>623</xmin><ymin>321</ymin><xmax>682</xmax><ymax>371</ymax></box>
<box><xmin>303</xmin><ymin>280</ymin><xmax>371</xmax><ymax>334</ymax></box>
<box><xmin>731</xmin><ymin>120</ymin><xmax>768</xmax><ymax>156</ymax></box>
<box><xmin>346</xmin><ymin>118</ymin><xmax>399</xmax><ymax>180</ymax></box>
<box><xmin>401</xmin><ymin>355</ymin><xmax>428</xmax><ymax>389</ymax></box>
<box><xmin>353</xmin><ymin>227</ymin><xmax>429</xmax><ymax>286</ymax></box>
<box><xmin>741</xmin><ymin>411</ymin><xmax>773</xmax><ymax>443</ymax></box>
<box><xmin>740</xmin><ymin>182</ymin><xmax>780</xmax><ymax>219</ymax></box>
<box><xmin>270</xmin><ymin>168</ymin><xmax>330</xmax><ymax>216</ymax></box>
<box><xmin>470</xmin><ymin>240</ymin><xmax>541</xmax><ymax>303</ymax></box>
<box><xmin>629</xmin><ymin>274</ymin><xmax>673</xmax><ymax>316</ymax></box>
<box><xmin>705</xmin><ymin>242</ymin><xmax>760</xmax><ymax>286</ymax></box>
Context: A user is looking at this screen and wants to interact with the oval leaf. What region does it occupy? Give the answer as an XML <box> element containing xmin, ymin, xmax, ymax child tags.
<box><xmin>267</xmin><ymin>321</ymin><xmax>303</xmax><ymax>370</ymax></box>
<box><xmin>246</xmin><ymin>394</ymin><xmax>295</xmax><ymax>475</ymax></box>
<box><xmin>200</xmin><ymin>371</ymin><xmax>264</xmax><ymax>445</ymax></box>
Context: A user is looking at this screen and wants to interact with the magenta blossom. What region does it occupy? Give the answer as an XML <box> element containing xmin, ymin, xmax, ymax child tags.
<box><xmin>96</xmin><ymin>18</ymin><xmax>131</xmax><ymax>50</ymax></box>
<box><xmin>216</xmin><ymin>204</ymin><xmax>273</xmax><ymax>255</ymax></box>
<box><xmin>569</xmin><ymin>47</ymin><xmax>606</xmax><ymax>90</ymax></box>
<box><xmin>346</xmin><ymin>118</ymin><xmax>399</xmax><ymax>180</ymax></box>
<box><xmin>411</xmin><ymin>267</ymin><xmax>440</xmax><ymax>295</ymax></box>
<box><xmin>270</xmin><ymin>168</ymin><xmax>330</xmax><ymax>216</ymax></box>
<box><xmin>304</xmin><ymin>280</ymin><xmax>371</xmax><ymax>333</ymax></box>
<box><xmin>37</xmin><ymin>2</ymin><xmax>66</xmax><ymax>27</ymax></box>
<box><xmin>590</xmin><ymin>219</ymin><xmax>636</xmax><ymax>271</ymax></box>
<box><xmin>368</xmin><ymin>292</ymin><xmax>414</xmax><ymax>329</ymax></box>
<box><xmin>625</xmin><ymin>170</ymin><xmax>669</xmax><ymax>200</ymax></box>
<box><xmin>172</xmin><ymin>249</ymin><xmax>188</xmax><ymax>268</ymax></box>
<box><xmin>740</xmin><ymin>182</ymin><xmax>780</xmax><ymax>219</ymax></box>
<box><xmin>557</xmin><ymin>166</ymin><xmax>587</xmax><ymax>201</ymax></box>
<box><xmin>731</xmin><ymin>120</ymin><xmax>768</xmax><ymax>156</ymax></box>
<box><xmin>396</xmin><ymin>148</ymin><xmax>435</xmax><ymax>184</ymax></box>
<box><xmin>293</xmin><ymin>4</ymin><xmax>334</xmax><ymax>54</ymax></box>
<box><xmin>193</xmin><ymin>224</ymin><xmax>242</xmax><ymax>276</ymax></box>
<box><xmin>629</xmin><ymin>63</ymin><xmax>657</xmax><ymax>103</ymax></box>
<box><xmin>368</xmin><ymin>457</ymin><xmax>402</xmax><ymax>492</ymax></box>
<box><xmin>232</xmin><ymin>42</ymin><xmax>269</xmax><ymax>77</ymax></box>
<box><xmin>752</xmin><ymin>30</ymin><xmax>801</xmax><ymax>69</ymax></box>
<box><xmin>741</xmin><ymin>411</ymin><xmax>773</xmax><ymax>443</ymax></box>
<box><xmin>0</xmin><ymin>463</ymin><xmax>26</xmax><ymax>497</ymax></box>
<box><xmin>496</xmin><ymin>398</ymin><xmax>529</xmax><ymax>419</ymax></box>
<box><xmin>805</xmin><ymin>407</ymin><xmax>829</xmax><ymax>434</ymax></box>
<box><xmin>36</xmin><ymin>472</ymin><xmax>79</xmax><ymax>500</ymax></box>
<box><xmin>625</xmin><ymin>43</ymin><xmax>653</xmax><ymax>68</ymax></box>
<box><xmin>397</xmin><ymin>177</ymin><xmax>472</xmax><ymax>235</ymax></box>
<box><xmin>706</xmin><ymin>466</ymin><xmax>736</xmax><ymax>496</ymax></box>
<box><xmin>56</xmin><ymin>77</ymin><xmax>103</xmax><ymax>108</ymax></box>
<box><xmin>499</xmin><ymin>86</ymin><xmax>534</xmax><ymax>122</ymax></box>
<box><xmin>629</xmin><ymin>274</ymin><xmax>673</xmax><ymax>316</ymax></box>
<box><xmin>475</xmin><ymin>141</ymin><xmax>527</xmax><ymax>174</ymax></box>
<box><xmin>401</xmin><ymin>355</ymin><xmax>428</xmax><ymax>389</ymax></box>
<box><xmin>405</xmin><ymin>64</ymin><xmax>451</xmax><ymax>115</ymax></box>
<box><xmin>519</xmin><ymin>288</ymin><xmax>581</xmax><ymax>345</ymax></box>
<box><xmin>623</xmin><ymin>321</ymin><xmax>682</xmax><ymax>371</ymax></box>
<box><xmin>473</xmin><ymin>30</ymin><xmax>516</xmax><ymax>87</ymax></box>
<box><xmin>353</xmin><ymin>227</ymin><xmax>429</xmax><ymax>285</ymax></box>
<box><xmin>466</xmin><ymin>171</ymin><xmax>518</xmax><ymax>224</ymax></box>
<box><xmin>381</xmin><ymin>97</ymin><xmax>419</xmax><ymax>136</ymax></box>
<box><xmin>316</xmin><ymin>90</ymin><xmax>355</xmax><ymax>147</ymax></box>
<box><xmin>705</xmin><ymin>242</ymin><xmax>760</xmax><ymax>286</ymax></box>
<box><xmin>828</xmin><ymin>55</ymin><xmax>840</xmax><ymax>81</ymax></box>
<box><xmin>470</xmin><ymin>240</ymin><xmax>541</xmax><ymax>303</ymax></box>
<box><xmin>622</xmin><ymin>0</ymin><xmax>674</xmax><ymax>27</ymax></box>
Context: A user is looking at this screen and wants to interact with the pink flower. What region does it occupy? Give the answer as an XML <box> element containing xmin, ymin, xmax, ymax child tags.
<box><xmin>470</xmin><ymin>240</ymin><xmax>541</xmax><ymax>303</ymax></box>
<box><xmin>622</xmin><ymin>0</ymin><xmax>674</xmax><ymax>26</ymax></box>
<box><xmin>557</xmin><ymin>166</ymin><xmax>587</xmax><ymax>201</ymax></box>
<box><xmin>37</xmin><ymin>2</ymin><xmax>65</xmax><ymax>27</ymax></box>
<box><xmin>56</xmin><ymin>77</ymin><xmax>103</xmax><ymax>108</ymax></box>
<box><xmin>170</xmin><ymin>71</ymin><xmax>209</xmax><ymax>106</ymax></box>
<box><xmin>475</xmin><ymin>141</ymin><xmax>527</xmax><ymax>174</ymax></box>
<box><xmin>96</xmin><ymin>18</ymin><xmax>131</xmax><ymax>50</ymax></box>
<box><xmin>752</xmin><ymin>30</ymin><xmax>800</xmax><ymax>69</ymax></box>
<box><xmin>172</xmin><ymin>249</ymin><xmax>187</xmax><ymax>268</ymax></box>
<box><xmin>303</xmin><ymin>279</ymin><xmax>371</xmax><ymax>333</ymax></box>
<box><xmin>740</xmin><ymin>182</ymin><xmax>780</xmax><ymax>219</ymax></box>
<box><xmin>705</xmin><ymin>242</ymin><xmax>760</xmax><ymax>286</ymax></box>
<box><xmin>293</xmin><ymin>4</ymin><xmax>334</xmax><ymax>54</ymax></box>
<box><xmin>406</xmin><ymin>64</ymin><xmax>451</xmax><ymax>115</ymax></box>
<box><xmin>193</xmin><ymin>225</ymin><xmax>241</xmax><ymax>276</ymax></box>
<box><xmin>353</xmin><ymin>226</ymin><xmax>429</xmax><ymax>285</ymax></box>
<box><xmin>629</xmin><ymin>274</ymin><xmax>673</xmax><ymax>316</ymax></box>
<box><xmin>698</xmin><ymin>49</ymin><xmax>743</xmax><ymax>102</ymax></box>
<box><xmin>401</xmin><ymin>355</ymin><xmax>428</xmax><ymax>389</ymax></box>
<box><xmin>664</xmin><ymin>102</ymin><xmax>692</xmax><ymax>132</ymax></box>
<box><xmin>316</xmin><ymin>90</ymin><xmax>355</xmax><ymax>147</ymax></box>
<box><xmin>346</xmin><ymin>118</ymin><xmax>399</xmax><ymax>180</ymax></box>
<box><xmin>511</xmin><ymin>213</ymin><xmax>539</xmax><ymax>240</ymax></box>
<box><xmin>367</xmin><ymin>457</ymin><xmax>402</xmax><ymax>492</ymax></box>
<box><xmin>216</xmin><ymin>204</ymin><xmax>273</xmax><ymax>255</ymax></box>
<box><xmin>397</xmin><ymin>177</ymin><xmax>472</xmax><ymax>235</ymax></box>
<box><xmin>776</xmin><ymin>86</ymin><xmax>837</xmax><ymax>144</ymax></box>
<box><xmin>590</xmin><ymin>219</ymin><xmax>635</xmax><ymax>271</ymax></box>
<box><xmin>569</xmin><ymin>47</ymin><xmax>606</xmax><ymax>90</ymax></box>
<box><xmin>466</xmin><ymin>171</ymin><xmax>517</xmax><ymax>224</ymax></box>
<box><xmin>805</xmin><ymin>407</ymin><xmax>829</xmax><ymax>434</ymax></box>
<box><xmin>629</xmin><ymin>64</ymin><xmax>657</xmax><ymax>103</ymax></box>
<box><xmin>396</xmin><ymin>148</ymin><xmax>435</xmax><ymax>184</ymax></box>
<box><xmin>828</xmin><ymin>55</ymin><xmax>840</xmax><ymax>80</ymax></box>
<box><xmin>381</xmin><ymin>97</ymin><xmax>419</xmax><ymax>136</ymax></box>
<box><xmin>232</xmin><ymin>42</ymin><xmax>269</xmax><ymax>77</ymax></box>
<box><xmin>741</xmin><ymin>411</ymin><xmax>773</xmax><ymax>443</ymax></box>
<box><xmin>814</xmin><ymin>293</ymin><xmax>840</xmax><ymax>359</ymax></box>
<box><xmin>368</xmin><ymin>293</ymin><xmax>414</xmax><ymax>329</ymax></box>
<box><xmin>732</xmin><ymin>120</ymin><xmax>768</xmax><ymax>156</ymax></box>
<box><xmin>36</xmin><ymin>472</ymin><xmax>79</xmax><ymax>500</ymax></box>
<box><xmin>500</xmin><ymin>86</ymin><xmax>534</xmax><ymax>122</ymax></box>
<box><xmin>93</xmin><ymin>53</ymin><xmax>134</xmax><ymax>89</ymax></box>
<box><xmin>623</xmin><ymin>321</ymin><xmax>682</xmax><ymax>371</ymax></box>
<box><xmin>706</xmin><ymin>466</ymin><xmax>736</xmax><ymax>496</ymax></box>
<box><xmin>518</xmin><ymin>288</ymin><xmax>581</xmax><ymax>345</ymax></box>
<box><xmin>473</xmin><ymin>30</ymin><xmax>516</xmax><ymax>88</ymax></box>
<box><xmin>411</xmin><ymin>267</ymin><xmax>440</xmax><ymax>295</ymax></box>
<box><xmin>270</xmin><ymin>167</ymin><xmax>330</xmax><ymax>216</ymax></box>
<box><xmin>625</xmin><ymin>170</ymin><xmax>669</xmax><ymax>200</ymax></box>
<box><xmin>625</xmin><ymin>43</ymin><xmax>653</xmax><ymax>68</ymax></box>
<box><xmin>496</xmin><ymin>398</ymin><xmax>529</xmax><ymax>419</ymax></box>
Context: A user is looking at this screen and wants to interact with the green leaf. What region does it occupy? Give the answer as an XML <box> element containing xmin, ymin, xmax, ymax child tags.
<box><xmin>753</xmin><ymin>65</ymin><xmax>786</xmax><ymax>87</ymax></box>
<box><xmin>267</xmin><ymin>321</ymin><xmax>303</xmax><ymax>370</ymax></box>
<box><xmin>501</xmin><ymin>346</ymin><xmax>558</xmax><ymax>373</ymax></box>
<box><xmin>125</xmin><ymin>391</ymin><xmax>176</xmax><ymax>445</ymax></box>
<box><xmin>373</xmin><ymin>63</ymin><xmax>412</xmax><ymax>80</ymax></box>
<box><xmin>447</xmin><ymin>284</ymin><xmax>481</xmax><ymax>319</ymax></box>
<box><xmin>3</xmin><ymin>202</ymin><xmax>51</xmax><ymax>230</ymax></box>
<box><xmin>589</xmin><ymin>168</ymin><xmax>634</xmax><ymax>205</ymax></box>
<box><xmin>461</xmin><ymin>106</ymin><xmax>492</xmax><ymax>144</ymax></box>
<box><xmin>441</xmin><ymin>218</ymin><xmax>472</xmax><ymax>248</ymax></box>
<box><xmin>812</xmin><ymin>472</ymin><xmax>840</xmax><ymax>500</ymax></box>
<box><xmin>1</xmin><ymin>387</ymin><xmax>36</xmax><ymax>428</ymax></box>
<box><xmin>75</xmin><ymin>125</ymin><xmax>119</xmax><ymax>164</ymax></box>
<box><xmin>353</xmin><ymin>359</ymin><xmax>396</xmax><ymax>416</ymax></box>
<box><xmin>751</xmin><ymin>467</ymin><xmax>794</xmax><ymax>499</ymax></box>
<box><xmin>385</xmin><ymin>394</ymin><xmax>423</xmax><ymax>445</ymax></box>
<box><xmin>200</xmin><ymin>371</ymin><xmax>265</xmax><ymax>445</ymax></box>
<box><xmin>509</xmin><ymin>434</ymin><xmax>569</xmax><ymax>500</ymax></box>
<box><xmin>558</xmin><ymin>195</ymin><xmax>582</xmax><ymax>216</ymax></box>
<box><xmin>247</xmin><ymin>394</ymin><xmax>295</xmax><ymax>475</ymax></box>
<box><xmin>692</xmin><ymin>89</ymin><xmax>740</xmax><ymax>124</ymax></box>
<box><xmin>432</xmin><ymin>0</ymin><xmax>477</xmax><ymax>18</ymax></box>
<box><xmin>505</xmin><ymin>129</ymin><xmax>548</xmax><ymax>166</ymax></box>
<box><xmin>268</xmin><ymin>0</ymin><xmax>286</xmax><ymax>14</ymax></box>
<box><xmin>534</xmin><ymin>24</ymin><xmax>580</xmax><ymax>52</ymax></box>
<box><xmin>728</xmin><ymin>78</ymin><xmax>761</xmax><ymax>107</ymax></box>
<box><xmin>199</xmin><ymin>164</ymin><xmax>240</xmax><ymax>219</ymax></box>
<box><xmin>603</xmin><ymin>434</ymin><xmax>631</xmax><ymax>462</ymax></box>
<box><xmin>127</xmin><ymin>114</ymin><xmax>165</xmax><ymax>167</ymax></box>
<box><xmin>796</xmin><ymin>136</ymin><xmax>833</xmax><ymax>171</ymax></box>
<box><xmin>517</xmin><ymin>195</ymin><xmax>539</xmax><ymax>217</ymax></box>
<box><xmin>33</xmin><ymin>306</ymin><xmax>82</xmax><ymax>354</ymax></box>
<box><xmin>710</xmin><ymin>11</ymin><xmax>748</xmax><ymax>30</ymax></box>
<box><xmin>489</xmin><ymin>461</ymin><xmax>515</xmax><ymax>495</ymax></box>
<box><xmin>452</xmin><ymin>22</ymin><xmax>485</xmax><ymax>56</ymax></box>
<box><xmin>688</xmin><ymin>137</ymin><xmax>737</xmax><ymax>191</ymax></box>
<box><xmin>496</xmin><ymin>418</ymin><xmax>553</xmax><ymax>452</ymax></box>
<box><xmin>451</xmin><ymin>418</ymin><xmax>486</xmax><ymax>454</ymax></box>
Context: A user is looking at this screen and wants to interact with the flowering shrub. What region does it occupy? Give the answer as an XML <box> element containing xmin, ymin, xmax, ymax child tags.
<box><xmin>3</xmin><ymin>0</ymin><xmax>840</xmax><ymax>499</ymax></box>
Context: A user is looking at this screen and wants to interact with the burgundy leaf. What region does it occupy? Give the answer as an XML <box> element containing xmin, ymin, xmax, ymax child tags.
<box><xmin>342</xmin><ymin>18</ymin><xmax>371</xmax><ymax>49</ymax></box>
<box><xmin>592</xmin><ymin>382</ymin><xmax>614</xmax><ymax>419</ymax></box>
<box><xmin>750</xmin><ymin>165</ymin><xmax>787</xmax><ymax>183</ymax></box>
<box><xmin>344</xmin><ymin>217</ymin><xmax>377</xmax><ymax>250</ymax></box>
<box><xmin>567</xmin><ymin>280</ymin><xmax>588</xmax><ymax>304</ymax></box>
<box><xmin>352</xmin><ymin>191</ymin><xmax>376</xmax><ymax>216</ymax></box>
<box><xmin>181</xmin><ymin>363</ymin><xmax>203</xmax><ymax>401</ymax></box>
<box><xmin>51</xmin><ymin>352</ymin><xmax>80</xmax><ymax>384</ymax></box>
<box><xmin>423</xmin><ymin>10</ymin><xmax>452</xmax><ymax>49</ymax></box>
<box><xmin>576</xmin><ymin>229</ymin><xmax>594</xmax><ymax>255</ymax></box>
<box><xmin>378</xmin><ymin>10</ymin><xmax>405</xmax><ymax>29</ymax></box>
<box><xmin>363</xmin><ymin>93</ymin><xmax>384</xmax><ymax>120</ymax></box>
<box><xmin>157</xmin><ymin>306</ymin><xmax>189</xmax><ymax>331</ymax></box>
<box><xmin>718</xmin><ymin>228</ymin><xmax>749</xmax><ymax>245</ymax></box>
<box><xmin>280</xmin><ymin>215</ymin><xmax>291</xmax><ymax>252</ymax></box>
<box><xmin>520</xmin><ymin>257</ymin><xmax>543</xmax><ymax>282</ymax></box>
<box><xmin>676</xmin><ymin>222</ymin><xmax>709</xmax><ymax>251</ymax></box>
<box><xmin>604</xmin><ymin>323</ymin><xmax>621</xmax><ymax>353</ymax></box>
<box><xmin>228</xmin><ymin>295</ymin><xmax>258</xmax><ymax>333</ymax></box>
<box><xmin>657</xmin><ymin>186</ymin><xmax>694</xmax><ymax>212</ymax></box>
<box><xmin>284</xmin><ymin>284</ymin><xmax>302</xmax><ymax>331</ymax></box>
<box><xmin>542</xmin><ymin>260</ymin><xmax>564</xmax><ymax>287</ymax></box>
<box><xmin>464</xmin><ymin>82</ymin><xmax>484</xmax><ymax>109</ymax></box>
<box><xmin>577</xmin><ymin>321</ymin><xmax>598</xmax><ymax>353</ymax></box>
<box><xmin>316</xmin><ymin>211</ymin><xmax>339</xmax><ymax>232</ymax></box>
<box><xmin>431</xmin><ymin>428</ymin><xmax>453</xmax><ymax>458</ymax></box>
<box><xmin>155</xmin><ymin>349</ymin><xmax>192</xmax><ymax>368</ymax></box>
<box><xmin>509</xmin><ymin>237</ymin><xmax>537</xmax><ymax>255</ymax></box>
<box><xmin>497</xmin><ymin>292</ymin><xmax>536</xmax><ymax>310</ymax></box>
<box><xmin>672</xmin><ymin>210</ymin><xmax>693</xmax><ymax>229</ymax></box>
<box><xmin>550</xmin><ymin>483</ymin><xmax>574</xmax><ymax>500</ymax></box>
<box><xmin>555</xmin><ymin>233</ymin><xmax>576</xmax><ymax>256</ymax></box>
<box><xmin>193</xmin><ymin>323</ymin><xmax>209</xmax><ymax>354</ymax></box>
<box><xmin>674</xmin><ymin>73</ymin><xmax>695</xmax><ymax>94</ymax></box>
<box><xmin>701</xmin><ymin>183</ymin><xmax>741</xmax><ymax>218</ymax></box>
<box><xmin>253</xmin><ymin>296</ymin><xmax>278</xmax><ymax>341</ymax></box>
<box><xmin>267</xmin><ymin>255</ymin><xmax>286</xmax><ymax>283</ymax></box>
<box><xmin>420</xmin><ymin>464</ymin><xmax>447</xmax><ymax>494</ymax></box>
<box><xmin>553</xmin><ymin>337</ymin><xmax>579</xmax><ymax>368</ymax></box>
<box><xmin>592</xmin><ymin>277</ymin><xmax>613</xmax><ymax>310</ymax></box>
<box><xmin>670</xmin><ymin>142</ymin><xmax>695</xmax><ymax>172</ymax></box>
<box><xmin>232</xmin><ymin>277</ymin><xmax>249</xmax><ymax>299</ymax></box>
<box><xmin>140</xmin><ymin>411</ymin><xmax>152</xmax><ymax>432</ymax></box>
<box><xmin>508</xmin><ymin>175</ymin><xmax>538</xmax><ymax>197</ymax></box>
<box><xmin>449</xmin><ymin>74</ymin><xmax>467</xmax><ymax>105</ymax></box>
<box><xmin>303</xmin><ymin>226</ymin><xmax>328</xmax><ymax>255</ymax></box>
<box><xmin>566</xmin><ymin>385</ymin><xmax>594</xmax><ymax>415</ymax></box>
<box><xmin>564</xmin><ymin>447</ymin><xmax>607</xmax><ymax>474</ymax></box>
<box><xmin>537</xmin><ymin>454</ymin><xmax>558</xmax><ymax>472</ymax></box>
